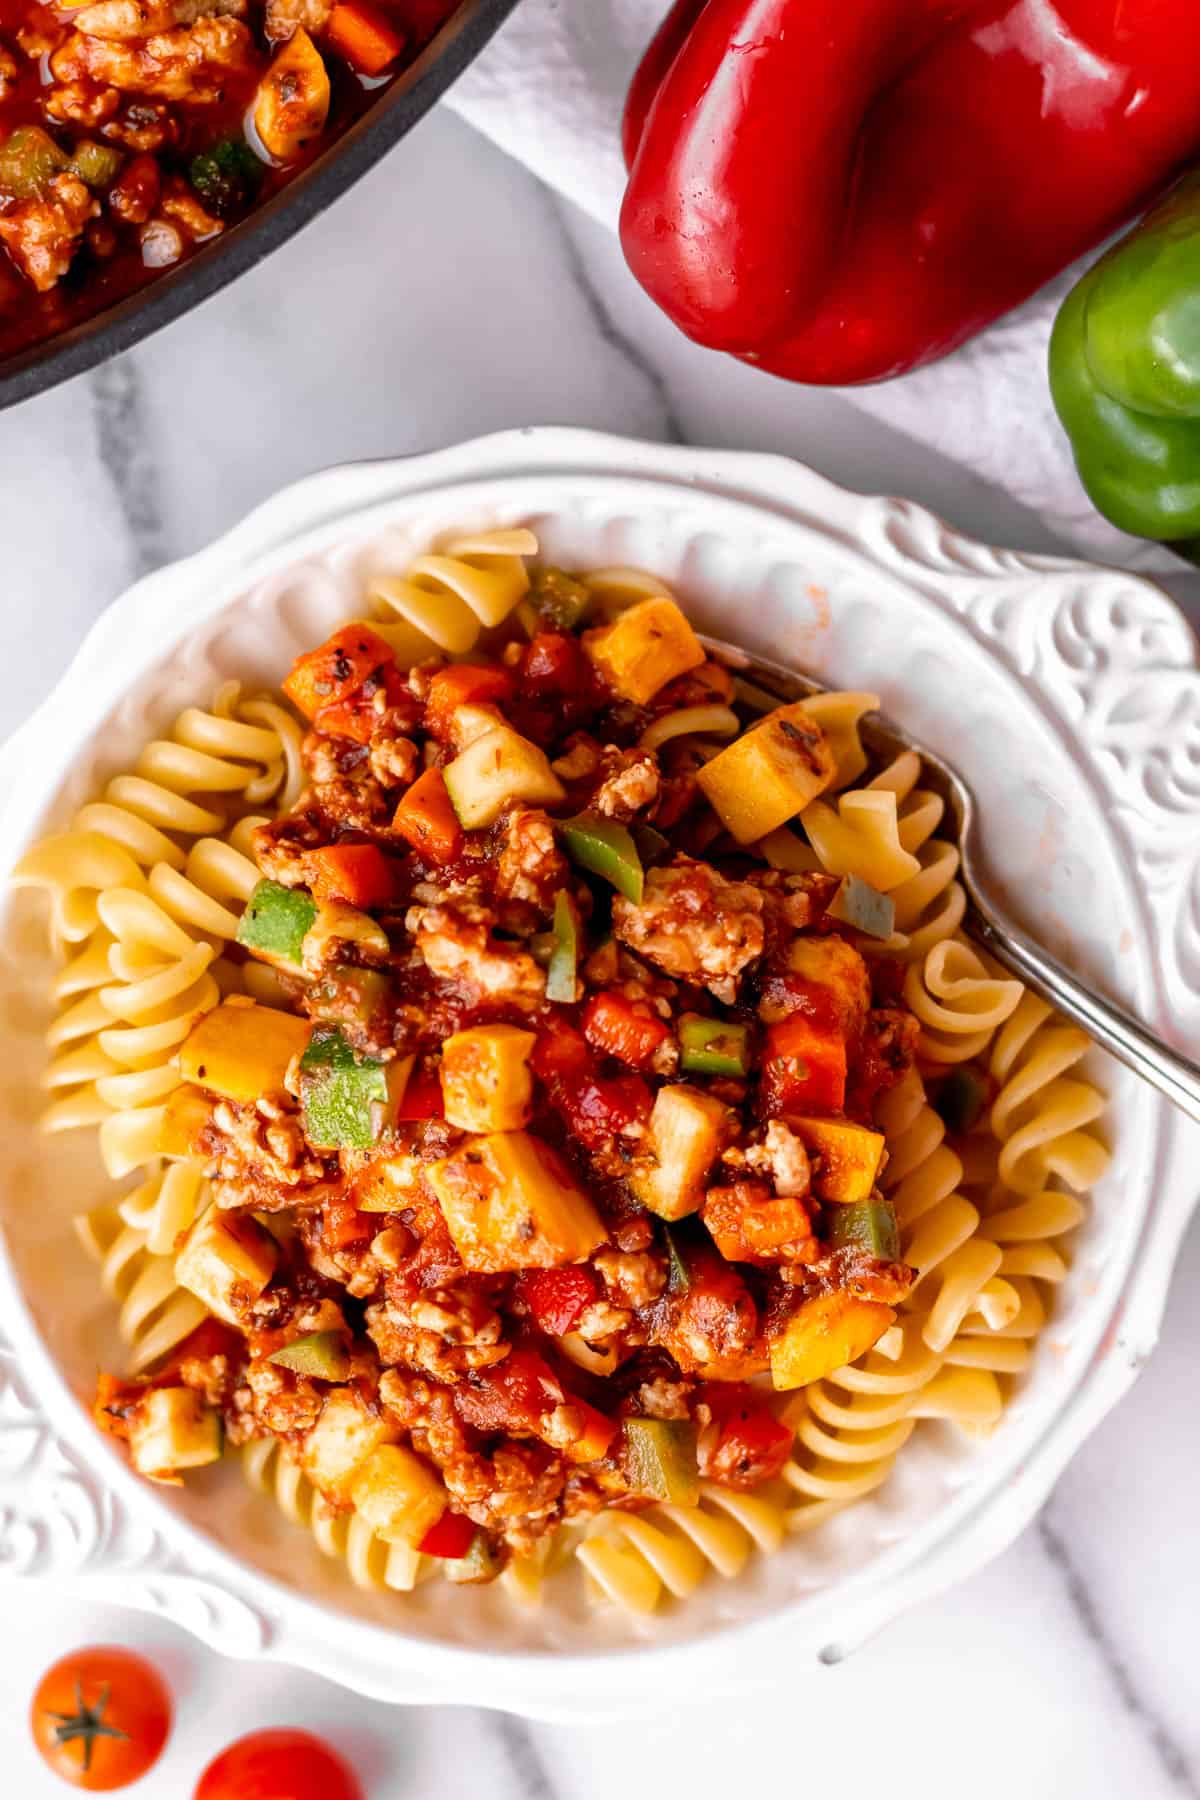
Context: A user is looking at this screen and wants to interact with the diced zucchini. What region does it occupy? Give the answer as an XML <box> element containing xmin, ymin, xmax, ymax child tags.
<box><xmin>622</xmin><ymin>1417</ymin><xmax>700</xmax><ymax>1504</ymax></box>
<box><xmin>299</xmin><ymin>1027</ymin><xmax>413</xmax><ymax>1149</ymax></box>
<box><xmin>631</xmin><ymin>821</ymin><xmax>670</xmax><ymax>867</ymax></box>
<box><xmin>350</xmin><ymin>1443</ymin><xmax>446</xmax><ymax>1548</ymax></box>
<box><xmin>307</xmin><ymin>965</ymin><xmax>392</xmax><ymax>1036</ymax></box>
<box><xmin>560</xmin><ymin>813</ymin><xmax>644</xmax><ymax>903</ymax></box>
<box><xmin>790</xmin><ymin>1117</ymin><xmax>886</xmax><ymax>1203</ymax></box>
<box><xmin>427</xmin><ymin>1130</ymin><xmax>607</xmax><ymax>1272</ymax></box>
<box><xmin>630</xmin><ymin>1084</ymin><xmax>729</xmax><ymax>1221</ymax></box>
<box><xmin>128</xmin><ymin>1386</ymin><xmax>222</xmax><ymax>1480</ymax></box>
<box><xmin>769</xmin><ymin>1291</ymin><xmax>896</xmax><ymax>1391</ymax></box>
<box><xmin>933</xmin><ymin>1067</ymin><xmax>989</xmax><ymax>1135</ymax></box>
<box><xmin>301</xmin><ymin>1386</ymin><xmax>397</xmax><ymax>1499</ymax></box>
<box><xmin>678</xmin><ymin>1014</ymin><xmax>750</xmax><ymax>1077</ymax></box>
<box><xmin>584</xmin><ymin>597</ymin><xmax>704</xmax><ymax>704</ymax></box>
<box><xmin>444</xmin><ymin>1531</ymin><xmax>504</xmax><ymax>1584</ymax></box>
<box><xmin>175</xmin><ymin>1205</ymin><xmax>278</xmax><ymax>1326</ymax></box>
<box><xmin>529</xmin><ymin>566</ymin><xmax>592</xmax><ymax>631</ymax></box>
<box><xmin>268</xmin><ymin>1330</ymin><xmax>350</xmax><ymax>1381</ymax></box>
<box><xmin>179</xmin><ymin>998</ymin><xmax>312</xmax><ymax>1103</ymax></box>
<box><xmin>827</xmin><ymin>874</ymin><xmax>895</xmax><ymax>940</ymax></box>
<box><xmin>828</xmin><ymin>1198</ymin><xmax>900</xmax><ymax>1261</ymax></box>
<box><xmin>698</xmin><ymin>703</ymin><xmax>836</xmax><ymax>844</ymax></box>
<box><xmin>236</xmin><ymin>878</ymin><xmax>318</xmax><ymax>969</ymax></box>
<box><xmin>449</xmin><ymin>701</ymin><xmax>507</xmax><ymax>751</ymax></box>
<box><xmin>443</xmin><ymin>725</ymin><xmax>565</xmax><ymax>829</ymax></box>
<box><xmin>783</xmin><ymin>935</ymin><xmax>871</xmax><ymax>1036</ymax></box>
<box><xmin>439</xmin><ymin>1024</ymin><xmax>535</xmax><ymax>1133</ymax></box>
<box><xmin>156</xmin><ymin>1083</ymin><xmax>212</xmax><ymax>1159</ymax></box>
<box><xmin>546</xmin><ymin>889</ymin><xmax>582</xmax><ymax>1004</ymax></box>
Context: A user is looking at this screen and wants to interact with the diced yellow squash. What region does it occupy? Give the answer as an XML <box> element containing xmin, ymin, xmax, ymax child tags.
<box><xmin>782</xmin><ymin>935</ymin><xmax>870</xmax><ymax>1036</ymax></box>
<box><xmin>179</xmin><ymin>997</ymin><xmax>312</xmax><ymax>1103</ymax></box>
<box><xmin>440</xmin><ymin>1024</ymin><xmax>535</xmax><ymax>1133</ymax></box>
<box><xmin>301</xmin><ymin>1387</ymin><xmax>398</xmax><ymax>1500</ymax></box>
<box><xmin>443</xmin><ymin>724</ymin><xmax>565</xmax><ymax>829</ymax></box>
<box><xmin>427</xmin><ymin>1130</ymin><xmax>607</xmax><ymax>1272</ymax></box>
<box><xmin>698</xmin><ymin>703</ymin><xmax>836</xmax><ymax>844</ymax></box>
<box><xmin>350</xmin><ymin>1443</ymin><xmax>447</xmax><ymax>1548</ymax></box>
<box><xmin>175</xmin><ymin>1204</ymin><xmax>278</xmax><ymax>1326</ymax></box>
<box><xmin>350</xmin><ymin>1152</ymin><xmax>422</xmax><ymax>1213</ymax></box>
<box><xmin>631</xmin><ymin>1083</ymin><xmax>729</xmax><ymax>1222</ymax></box>
<box><xmin>254</xmin><ymin>28</ymin><xmax>330</xmax><ymax>162</ymax></box>
<box><xmin>790</xmin><ymin>1117</ymin><xmax>886</xmax><ymax>1203</ymax></box>
<box><xmin>584</xmin><ymin>596</ymin><xmax>705</xmax><ymax>705</ymax></box>
<box><xmin>157</xmin><ymin>1082</ymin><xmax>213</xmax><ymax>1159</ymax></box>
<box><xmin>128</xmin><ymin>1386</ymin><xmax>222</xmax><ymax>1480</ymax></box>
<box><xmin>769</xmin><ymin>1290</ymin><xmax>895</xmax><ymax>1390</ymax></box>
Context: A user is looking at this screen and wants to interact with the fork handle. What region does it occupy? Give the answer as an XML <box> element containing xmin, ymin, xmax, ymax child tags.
<box><xmin>963</xmin><ymin>891</ymin><xmax>1200</xmax><ymax>1129</ymax></box>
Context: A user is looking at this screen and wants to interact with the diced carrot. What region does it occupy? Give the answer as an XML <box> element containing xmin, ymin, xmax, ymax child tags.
<box><xmin>392</xmin><ymin>767</ymin><xmax>463</xmax><ymax>864</ymax></box>
<box><xmin>424</xmin><ymin>663</ymin><xmax>515</xmax><ymax>743</ymax></box>
<box><xmin>326</xmin><ymin>0</ymin><xmax>406</xmax><ymax>73</ymax></box>
<box><xmin>582</xmin><ymin>990</ymin><xmax>671</xmax><ymax>1070</ymax></box>
<box><xmin>315</xmin><ymin>663</ymin><xmax>407</xmax><ymax>744</ymax></box>
<box><xmin>282</xmin><ymin>624</ymin><xmax>396</xmax><ymax>720</ymax></box>
<box><xmin>304</xmin><ymin>843</ymin><xmax>405</xmax><ymax>908</ymax></box>
<box><xmin>563</xmin><ymin>1401</ymin><xmax>618</xmax><ymax>1464</ymax></box>
<box><xmin>760</xmin><ymin>1014</ymin><xmax>847</xmax><ymax>1115</ymax></box>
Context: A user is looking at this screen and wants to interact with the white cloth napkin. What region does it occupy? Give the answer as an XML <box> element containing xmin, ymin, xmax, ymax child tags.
<box><xmin>447</xmin><ymin>0</ymin><xmax>1174</xmax><ymax>572</ymax></box>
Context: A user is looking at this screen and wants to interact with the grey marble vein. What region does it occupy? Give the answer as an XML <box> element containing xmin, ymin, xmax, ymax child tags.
<box><xmin>1039</xmin><ymin>1512</ymin><xmax>1197</xmax><ymax>1795</ymax></box>
<box><xmin>538</xmin><ymin>183</ymin><xmax>686</xmax><ymax>446</ymax></box>
<box><xmin>90</xmin><ymin>356</ymin><xmax>167</xmax><ymax>579</ymax></box>
<box><xmin>483</xmin><ymin>1710</ymin><xmax>560</xmax><ymax>1800</ymax></box>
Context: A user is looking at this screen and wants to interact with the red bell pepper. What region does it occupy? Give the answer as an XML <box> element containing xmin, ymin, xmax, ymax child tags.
<box><xmin>392</xmin><ymin>767</ymin><xmax>463</xmax><ymax>865</ymax></box>
<box><xmin>417</xmin><ymin>1510</ymin><xmax>476</xmax><ymax>1559</ymax></box>
<box><xmin>759</xmin><ymin>1014</ymin><xmax>846</xmax><ymax>1115</ymax></box>
<box><xmin>305</xmin><ymin>843</ymin><xmax>404</xmax><ymax>909</ymax></box>
<box><xmin>394</xmin><ymin>1060</ymin><xmax>444</xmax><ymax>1120</ymax></box>
<box><xmin>581</xmin><ymin>990</ymin><xmax>671</xmax><ymax>1071</ymax></box>
<box><xmin>516</xmin><ymin>1265</ymin><xmax>601</xmax><ymax>1337</ymax></box>
<box><xmin>621</xmin><ymin>0</ymin><xmax>1200</xmax><ymax>385</ymax></box>
<box><xmin>282</xmin><ymin>624</ymin><xmax>396</xmax><ymax>719</ymax></box>
<box><xmin>696</xmin><ymin>1382</ymin><xmax>793</xmax><ymax>1486</ymax></box>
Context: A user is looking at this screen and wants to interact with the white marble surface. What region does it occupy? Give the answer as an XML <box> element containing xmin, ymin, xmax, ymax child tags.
<box><xmin>1</xmin><ymin>104</ymin><xmax>1199</xmax><ymax>1800</ymax></box>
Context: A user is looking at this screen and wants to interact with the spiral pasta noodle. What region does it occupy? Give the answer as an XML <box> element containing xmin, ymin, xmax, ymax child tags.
<box><xmin>369</xmin><ymin>528</ymin><xmax>538</xmax><ymax>659</ymax></box>
<box><xmin>75</xmin><ymin>1201</ymin><xmax>208</xmax><ymax>1374</ymax></box>
<box><xmin>241</xmin><ymin>1439</ymin><xmax>427</xmax><ymax>1594</ymax></box>
<box><xmin>578</xmin><ymin>1483</ymin><xmax>786</xmax><ymax>1616</ymax></box>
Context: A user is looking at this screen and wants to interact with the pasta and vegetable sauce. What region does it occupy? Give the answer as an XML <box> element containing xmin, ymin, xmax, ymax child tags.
<box><xmin>0</xmin><ymin>0</ymin><xmax>460</xmax><ymax>361</ymax></box>
<box><xmin>14</xmin><ymin>531</ymin><xmax>1110</xmax><ymax>1616</ymax></box>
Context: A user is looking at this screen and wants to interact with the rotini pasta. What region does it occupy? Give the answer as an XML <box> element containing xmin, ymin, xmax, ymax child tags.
<box><xmin>242</xmin><ymin>1439</ymin><xmax>427</xmax><ymax>1594</ymax></box>
<box><xmin>75</xmin><ymin>1201</ymin><xmax>208</xmax><ymax>1374</ymax></box>
<box><xmin>370</xmin><ymin>528</ymin><xmax>538</xmax><ymax>659</ymax></box>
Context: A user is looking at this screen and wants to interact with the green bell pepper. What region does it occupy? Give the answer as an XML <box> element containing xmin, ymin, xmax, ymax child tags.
<box><xmin>621</xmin><ymin>1417</ymin><xmax>700</xmax><ymax>1505</ymax></box>
<box><xmin>828</xmin><ymin>1198</ymin><xmax>900</xmax><ymax>1261</ymax></box>
<box><xmin>678</xmin><ymin>1013</ymin><xmax>750</xmax><ymax>1077</ymax></box>
<box><xmin>1050</xmin><ymin>174</ymin><xmax>1200</xmax><ymax>551</ymax></box>
<box><xmin>560</xmin><ymin>813</ymin><xmax>644</xmax><ymax>903</ymax></box>
<box><xmin>528</xmin><ymin>566</ymin><xmax>592</xmax><ymax>631</ymax></box>
<box><xmin>300</xmin><ymin>1027</ymin><xmax>411</xmax><ymax>1149</ymax></box>
<box><xmin>546</xmin><ymin>890</ymin><xmax>582</xmax><ymax>1003</ymax></box>
<box><xmin>268</xmin><ymin>1330</ymin><xmax>350</xmax><ymax>1381</ymax></box>
<box><xmin>237</xmin><ymin>879</ymin><xmax>317</xmax><ymax>969</ymax></box>
<box><xmin>444</xmin><ymin>1531</ymin><xmax>504</xmax><ymax>1584</ymax></box>
<box><xmin>662</xmin><ymin>1222</ymin><xmax>692</xmax><ymax>1294</ymax></box>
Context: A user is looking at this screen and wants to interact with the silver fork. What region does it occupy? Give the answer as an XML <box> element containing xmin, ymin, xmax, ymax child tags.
<box><xmin>704</xmin><ymin>635</ymin><xmax>1200</xmax><ymax>1128</ymax></box>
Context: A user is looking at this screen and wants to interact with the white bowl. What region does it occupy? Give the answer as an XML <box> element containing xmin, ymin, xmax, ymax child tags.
<box><xmin>1</xmin><ymin>429</ymin><xmax>1197</xmax><ymax>1718</ymax></box>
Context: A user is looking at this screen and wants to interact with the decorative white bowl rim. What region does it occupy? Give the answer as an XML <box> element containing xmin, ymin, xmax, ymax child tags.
<box><xmin>0</xmin><ymin>428</ymin><xmax>1197</xmax><ymax>1719</ymax></box>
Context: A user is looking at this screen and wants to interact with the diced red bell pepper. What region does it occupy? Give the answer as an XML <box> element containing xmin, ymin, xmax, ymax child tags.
<box><xmin>392</xmin><ymin>767</ymin><xmax>463</xmax><ymax>865</ymax></box>
<box><xmin>158</xmin><ymin>1316</ymin><xmax>241</xmax><ymax>1384</ymax></box>
<box><xmin>305</xmin><ymin>843</ymin><xmax>405</xmax><ymax>909</ymax></box>
<box><xmin>696</xmin><ymin>1381</ymin><xmax>794</xmax><ymax>1486</ymax></box>
<box><xmin>424</xmin><ymin>663</ymin><xmax>515</xmax><ymax>743</ymax></box>
<box><xmin>760</xmin><ymin>1014</ymin><xmax>847</xmax><ymax>1115</ymax></box>
<box><xmin>532</xmin><ymin>1020</ymin><xmax>652</xmax><ymax>1150</ymax></box>
<box><xmin>282</xmin><ymin>625</ymin><xmax>396</xmax><ymax>720</ymax></box>
<box><xmin>516</xmin><ymin>1265</ymin><xmax>601</xmax><ymax>1337</ymax></box>
<box><xmin>582</xmin><ymin>990</ymin><xmax>671</xmax><ymax>1070</ymax></box>
<box><xmin>314</xmin><ymin>663</ymin><xmax>408</xmax><ymax>745</ymax></box>
<box><xmin>326</xmin><ymin>0</ymin><xmax>406</xmax><ymax>73</ymax></box>
<box><xmin>519</xmin><ymin>631</ymin><xmax>588</xmax><ymax>696</ymax></box>
<box><xmin>417</xmin><ymin>1509</ymin><xmax>476</xmax><ymax>1559</ymax></box>
<box><xmin>394</xmin><ymin>1061</ymin><xmax>444</xmax><ymax>1121</ymax></box>
<box><xmin>456</xmin><ymin>1347</ymin><xmax>564</xmax><ymax>1436</ymax></box>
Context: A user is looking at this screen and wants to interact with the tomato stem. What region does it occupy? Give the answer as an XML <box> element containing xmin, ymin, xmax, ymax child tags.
<box><xmin>46</xmin><ymin>1680</ymin><xmax>130</xmax><ymax>1771</ymax></box>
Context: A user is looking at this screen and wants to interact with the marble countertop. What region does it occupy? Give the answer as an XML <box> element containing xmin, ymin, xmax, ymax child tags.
<box><xmin>1</xmin><ymin>104</ymin><xmax>1198</xmax><ymax>1800</ymax></box>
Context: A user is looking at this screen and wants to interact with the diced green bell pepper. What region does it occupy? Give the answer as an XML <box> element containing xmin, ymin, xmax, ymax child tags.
<box><xmin>560</xmin><ymin>813</ymin><xmax>644</xmax><ymax>904</ymax></box>
<box><xmin>1049</xmin><ymin>172</ymin><xmax>1200</xmax><ymax>552</ymax></box>
<box><xmin>663</xmin><ymin>1223</ymin><xmax>691</xmax><ymax>1294</ymax></box>
<box><xmin>237</xmin><ymin>879</ymin><xmax>318</xmax><ymax>969</ymax></box>
<box><xmin>546</xmin><ymin>890</ymin><xmax>582</xmax><ymax>1003</ymax></box>
<box><xmin>622</xmin><ymin>1417</ymin><xmax>700</xmax><ymax>1505</ymax></box>
<box><xmin>189</xmin><ymin>136</ymin><xmax>262</xmax><ymax>218</ymax></box>
<box><xmin>828</xmin><ymin>1198</ymin><xmax>900</xmax><ymax>1261</ymax></box>
<box><xmin>268</xmin><ymin>1330</ymin><xmax>350</xmax><ymax>1381</ymax></box>
<box><xmin>631</xmin><ymin>822</ymin><xmax>670</xmax><ymax>867</ymax></box>
<box><xmin>678</xmin><ymin>1013</ymin><xmax>750</xmax><ymax>1077</ymax></box>
<box><xmin>0</xmin><ymin>126</ymin><xmax>68</xmax><ymax>199</ymax></box>
<box><xmin>528</xmin><ymin>566</ymin><xmax>592</xmax><ymax>631</ymax></box>
<box><xmin>827</xmin><ymin>874</ymin><xmax>895</xmax><ymax>940</ymax></box>
<box><xmin>444</xmin><ymin>1531</ymin><xmax>504</xmax><ymax>1585</ymax></box>
<box><xmin>307</xmin><ymin>964</ymin><xmax>392</xmax><ymax>1034</ymax></box>
<box><xmin>933</xmin><ymin>1066</ymin><xmax>988</xmax><ymax>1135</ymax></box>
<box><xmin>300</xmin><ymin>1027</ymin><xmax>410</xmax><ymax>1149</ymax></box>
<box><xmin>70</xmin><ymin>141</ymin><xmax>123</xmax><ymax>189</ymax></box>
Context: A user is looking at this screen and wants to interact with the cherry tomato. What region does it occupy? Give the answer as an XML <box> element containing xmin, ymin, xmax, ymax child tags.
<box><xmin>31</xmin><ymin>1646</ymin><xmax>170</xmax><ymax>1791</ymax></box>
<box><xmin>194</xmin><ymin>1729</ymin><xmax>363</xmax><ymax>1800</ymax></box>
